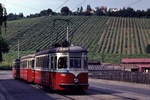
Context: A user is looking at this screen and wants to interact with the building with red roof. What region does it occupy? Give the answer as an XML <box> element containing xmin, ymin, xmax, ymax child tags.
<box><xmin>121</xmin><ymin>58</ymin><xmax>150</xmax><ymax>73</ymax></box>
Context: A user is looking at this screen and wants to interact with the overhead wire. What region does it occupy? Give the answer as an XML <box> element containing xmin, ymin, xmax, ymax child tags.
<box><xmin>54</xmin><ymin>0</ymin><xmax>70</xmax><ymax>12</ymax></box>
<box><xmin>72</xmin><ymin>0</ymin><xmax>87</xmax><ymax>11</ymax></box>
<box><xmin>80</xmin><ymin>0</ymin><xmax>88</xmax><ymax>6</ymax></box>
<box><xmin>128</xmin><ymin>0</ymin><xmax>142</xmax><ymax>6</ymax></box>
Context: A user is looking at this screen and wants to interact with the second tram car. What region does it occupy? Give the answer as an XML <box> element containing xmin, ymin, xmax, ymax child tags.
<box><xmin>19</xmin><ymin>54</ymin><xmax>35</xmax><ymax>82</ymax></box>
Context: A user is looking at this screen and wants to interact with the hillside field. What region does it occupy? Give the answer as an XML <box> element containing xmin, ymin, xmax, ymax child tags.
<box><xmin>1</xmin><ymin>16</ymin><xmax>150</xmax><ymax>67</ymax></box>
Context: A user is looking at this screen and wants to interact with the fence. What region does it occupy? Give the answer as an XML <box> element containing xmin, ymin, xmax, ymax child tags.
<box><xmin>89</xmin><ymin>70</ymin><xmax>150</xmax><ymax>84</ymax></box>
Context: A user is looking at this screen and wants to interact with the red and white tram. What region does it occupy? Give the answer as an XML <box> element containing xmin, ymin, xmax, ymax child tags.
<box><xmin>12</xmin><ymin>46</ymin><xmax>89</xmax><ymax>91</ymax></box>
<box><xmin>35</xmin><ymin>46</ymin><xmax>88</xmax><ymax>90</ymax></box>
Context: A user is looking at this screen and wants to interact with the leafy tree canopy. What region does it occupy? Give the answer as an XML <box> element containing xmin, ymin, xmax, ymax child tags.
<box><xmin>0</xmin><ymin>3</ymin><xmax>9</xmax><ymax>62</ymax></box>
<box><xmin>146</xmin><ymin>44</ymin><xmax>150</xmax><ymax>53</ymax></box>
<box><xmin>61</xmin><ymin>6</ymin><xmax>71</xmax><ymax>15</ymax></box>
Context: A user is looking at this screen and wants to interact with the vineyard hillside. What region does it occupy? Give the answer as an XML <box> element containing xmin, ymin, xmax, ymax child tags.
<box><xmin>2</xmin><ymin>16</ymin><xmax>150</xmax><ymax>66</ymax></box>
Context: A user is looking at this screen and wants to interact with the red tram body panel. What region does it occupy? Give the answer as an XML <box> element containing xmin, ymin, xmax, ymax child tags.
<box><xmin>41</xmin><ymin>71</ymin><xmax>50</xmax><ymax>86</ymax></box>
<box><xmin>54</xmin><ymin>73</ymin><xmax>88</xmax><ymax>90</ymax></box>
<box><xmin>23</xmin><ymin>69</ymin><xmax>28</xmax><ymax>81</ymax></box>
<box><xmin>34</xmin><ymin>70</ymin><xmax>42</xmax><ymax>84</ymax></box>
<box><xmin>27</xmin><ymin>69</ymin><xmax>34</xmax><ymax>82</ymax></box>
<box><xmin>20</xmin><ymin>69</ymin><xmax>24</xmax><ymax>79</ymax></box>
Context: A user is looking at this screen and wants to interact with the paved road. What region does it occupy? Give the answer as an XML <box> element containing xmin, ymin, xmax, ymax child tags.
<box><xmin>0</xmin><ymin>70</ymin><xmax>150</xmax><ymax>100</ymax></box>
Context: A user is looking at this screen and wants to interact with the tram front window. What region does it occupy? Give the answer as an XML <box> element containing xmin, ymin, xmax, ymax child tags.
<box><xmin>70</xmin><ymin>57</ymin><xmax>81</xmax><ymax>68</ymax></box>
<box><xmin>58</xmin><ymin>57</ymin><xmax>67</xmax><ymax>69</ymax></box>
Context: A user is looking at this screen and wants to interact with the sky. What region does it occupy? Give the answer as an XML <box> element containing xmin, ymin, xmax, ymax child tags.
<box><xmin>0</xmin><ymin>0</ymin><xmax>150</xmax><ymax>16</ymax></box>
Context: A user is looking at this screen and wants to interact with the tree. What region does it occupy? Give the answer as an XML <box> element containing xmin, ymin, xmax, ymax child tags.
<box><xmin>95</xmin><ymin>7</ymin><xmax>105</xmax><ymax>16</ymax></box>
<box><xmin>47</xmin><ymin>9</ymin><xmax>53</xmax><ymax>15</ymax></box>
<box><xmin>80</xmin><ymin>6</ymin><xmax>83</xmax><ymax>13</ymax></box>
<box><xmin>0</xmin><ymin>3</ymin><xmax>7</xmax><ymax>33</ymax></box>
<box><xmin>146</xmin><ymin>44</ymin><xmax>150</xmax><ymax>53</ymax></box>
<box><xmin>61</xmin><ymin>6</ymin><xmax>71</xmax><ymax>15</ymax></box>
<box><xmin>40</xmin><ymin>9</ymin><xmax>53</xmax><ymax>16</ymax></box>
<box><xmin>146</xmin><ymin>9</ymin><xmax>150</xmax><ymax>18</ymax></box>
<box><xmin>79</xmin><ymin>6</ymin><xmax>84</xmax><ymax>15</ymax></box>
<box><xmin>85</xmin><ymin>5</ymin><xmax>93</xmax><ymax>16</ymax></box>
<box><xmin>0</xmin><ymin>3</ymin><xmax>9</xmax><ymax>62</ymax></box>
<box><xmin>18</xmin><ymin>13</ymin><xmax>24</xmax><ymax>18</ymax></box>
<box><xmin>87</xmin><ymin>5</ymin><xmax>92</xmax><ymax>12</ymax></box>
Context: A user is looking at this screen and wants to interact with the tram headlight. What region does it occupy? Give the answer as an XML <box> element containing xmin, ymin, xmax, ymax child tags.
<box><xmin>61</xmin><ymin>74</ymin><xmax>66</xmax><ymax>77</ymax></box>
<box><xmin>74</xmin><ymin>78</ymin><xmax>78</xmax><ymax>83</ymax></box>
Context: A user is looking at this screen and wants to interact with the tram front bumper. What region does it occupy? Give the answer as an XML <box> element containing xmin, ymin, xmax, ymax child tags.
<box><xmin>59</xmin><ymin>84</ymin><xmax>89</xmax><ymax>89</ymax></box>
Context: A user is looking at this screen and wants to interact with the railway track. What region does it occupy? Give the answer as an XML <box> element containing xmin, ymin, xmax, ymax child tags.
<box><xmin>32</xmin><ymin>84</ymin><xmax>76</xmax><ymax>100</ymax></box>
<box><xmin>0</xmin><ymin>83</ymin><xmax>13</xmax><ymax>100</ymax></box>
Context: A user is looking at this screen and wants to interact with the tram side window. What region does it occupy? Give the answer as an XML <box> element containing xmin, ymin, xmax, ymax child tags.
<box><xmin>51</xmin><ymin>57</ymin><xmax>53</xmax><ymax>69</ymax></box>
<box><xmin>28</xmin><ymin>60</ymin><xmax>34</xmax><ymax>69</ymax></box>
<box><xmin>25</xmin><ymin>61</ymin><xmax>27</xmax><ymax>68</ymax></box>
<box><xmin>40</xmin><ymin>57</ymin><xmax>43</xmax><ymax>68</ymax></box>
<box><xmin>20</xmin><ymin>62</ymin><xmax>23</xmax><ymax>68</ymax></box>
<box><xmin>43</xmin><ymin>56</ymin><xmax>49</xmax><ymax>69</ymax></box>
<box><xmin>42</xmin><ymin>57</ymin><xmax>45</xmax><ymax>69</ymax></box>
<box><xmin>54</xmin><ymin>57</ymin><xmax>57</xmax><ymax>69</ymax></box>
<box><xmin>22</xmin><ymin>61</ymin><xmax>24</xmax><ymax>68</ymax></box>
<box><xmin>58</xmin><ymin>57</ymin><xmax>67</xmax><ymax>69</ymax></box>
<box><xmin>70</xmin><ymin>57</ymin><xmax>81</xmax><ymax>68</ymax></box>
<box><xmin>22</xmin><ymin>62</ymin><xmax>24</xmax><ymax>68</ymax></box>
<box><xmin>84</xmin><ymin>57</ymin><xmax>88</xmax><ymax>70</ymax></box>
<box><xmin>28</xmin><ymin>61</ymin><xmax>30</xmax><ymax>68</ymax></box>
<box><xmin>36</xmin><ymin>58</ymin><xmax>39</xmax><ymax>68</ymax></box>
<box><xmin>36</xmin><ymin>57</ymin><xmax>41</xmax><ymax>68</ymax></box>
<box><xmin>32</xmin><ymin>60</ymin><xmax>34</xmax><ymax>68</ymax></box>
<box><xmin>21</xmin><ymin>61</ymin><xmax>25</xmax><ymax>68</ymax></box>
<box><xmin>22</xmin><ymin>61</ymin><xmax>27</xmax><ymax>68</ymax></box>
<box><xmin>52</xmin><ymin>56</ymin><xmax>57</xmax><ymax>69</ymax></box>
<box><xmin>51</xmin><ymin>56</ymin><xmax>57</xmax><ymax>69</ymax></box>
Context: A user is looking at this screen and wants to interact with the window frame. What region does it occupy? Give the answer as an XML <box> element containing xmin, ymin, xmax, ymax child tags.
<box><xmin>58</xmin><ymin>56</ymin><xmax>68</xmax><ymax>69</ymax></box>
<box><xmin>69</xmin><ymin>57</ymin><xmax>82</xmax><ymax>69</ymax></box>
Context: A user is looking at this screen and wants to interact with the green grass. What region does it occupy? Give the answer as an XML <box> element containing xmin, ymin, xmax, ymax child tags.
<box><xmin>1</xmin><ymin>16</ymin><xmax>150</xmax><ymax>68</ymax></box>
<box><xmin>0</xmin><ymin>51</ymin><xmax>34</xmax><ymax>69</ymax></box>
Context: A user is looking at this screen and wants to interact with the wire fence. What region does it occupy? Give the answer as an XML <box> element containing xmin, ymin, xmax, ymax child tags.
<box><xmin>89</xmin><ymin>70</ymin><xmax>150</xmax><ymax>84</ymax></box>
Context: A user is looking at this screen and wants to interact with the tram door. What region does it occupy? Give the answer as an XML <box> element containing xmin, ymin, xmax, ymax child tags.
<box><xmin>50</xmin><ymin>54</ymin><xmax>57</xmax><ymax>89</ymax></box>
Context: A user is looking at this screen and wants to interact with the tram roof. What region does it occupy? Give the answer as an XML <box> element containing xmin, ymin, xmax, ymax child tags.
<box><xmin>21</xmin><ymin>54</ymin><xmax>35</xmax><ymax>60</ymax></box>
<box><xmin>35</xmin><ymin>46</ymin><xmax>87</xmax><ymax>56</ymax></box>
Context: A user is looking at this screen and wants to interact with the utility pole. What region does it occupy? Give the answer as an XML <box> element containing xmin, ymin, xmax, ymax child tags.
<box><xmin>18</xmin><ymin>40</ymin><xmax>20</xmax><ymax>59</ymax></box>
<box><xmin>66</xmin><ymin>25</ymin><xmax>69</xmax><ymax>42</ymax></box>
<box><xmin>52</xmin><ymin>19</ymin><xmax>72</xmax><ymax>46</ymax></box>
